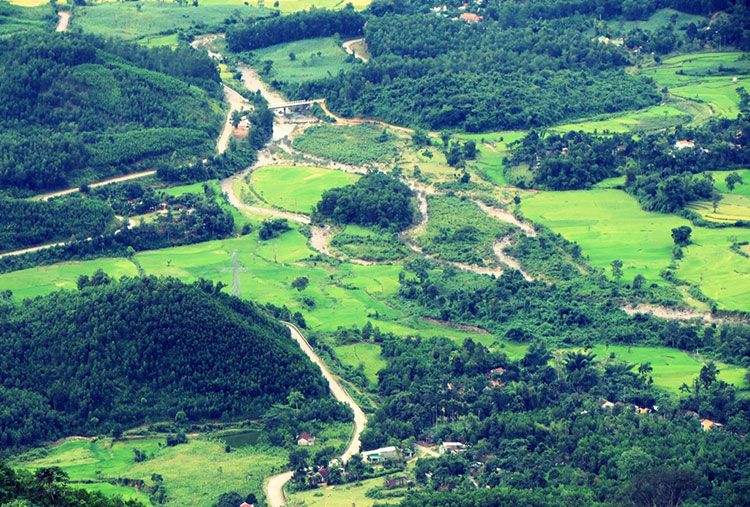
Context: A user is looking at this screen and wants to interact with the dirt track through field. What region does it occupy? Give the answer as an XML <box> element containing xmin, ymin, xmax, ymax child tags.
<box><xmin>265</xmin><ymin>322</ymin><xmax>367</xmax><ymax>507</ymax></box>
<box><xmin>342</xmin><ymin>38</ymin><xmax>369</xmax><ymax>63</ymax></box>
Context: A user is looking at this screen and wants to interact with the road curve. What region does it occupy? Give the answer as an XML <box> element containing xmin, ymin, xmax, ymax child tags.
<box><xmin>265</xmin><ymin>322</ymin><xmax>367</xmax><ymax>507</ymax></box>
<box><xmin>342</xmin><ymin>38</ymin><xmax>369</xmax><ymax>63</ymax></box>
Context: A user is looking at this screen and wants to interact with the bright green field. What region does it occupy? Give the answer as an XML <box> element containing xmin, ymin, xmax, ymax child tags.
<box><xmin>456</xmin><ymin>131</ymin><xmax>526</xmax><ymax>186</ymax></box>
<box><xmin>253</xmin><ymin>37</ymin><xmax>358</xmax><ymax>84</ymax></box>
<box><xmin>334</xmin><ymin>342</ymin><xmax>386</xmax><ymax>386</ymax></box>
<box><xmin>606</xmin><ymin>8</ymin><xmax>707</xmax><ymax>34</ymax></box>
<box><xmin>12</xmin><ymin>437</ymin><xmax>286</xmax><ymax>507</ymax></box>
<box><xmin>287</xmin><ymin>473</ymin><xmax>400</xmax><ymax>507</ymax></box>
<box><xmin>640</xmin><ymin>52</ymin><xmax>750</xmax><ymax>118</ymax></box>
<box><xmin>566</xmin><ymin>344</ymin><xmax>747</xmax><ymax>394</ymax></box>
<box><xmin>710</xmin><ymin>169</ymin><xmax>750</xmax><ymax>198</ymax></box>
<box><xmin>197</xmin><ymin>0</ymin><xmax>372</xmax><ymax>12</ymax></box>
<box><xmin>0</xmin><ymin>225</ymin><xmax>490</xmax><ymax>344</ymax></box>
<box><xmin>251</xmin><ymin>165</ymin><xmax>358</xmax><ymax>214</ymax></box>
<box><xmin>521</xmin><ymin>189</ymin><xmax>750</xmax><ymax>310</ymax></box>
<box><xmin>552</xmin><ymin>104</ymin><xmax>691</xmax><ymax>134</ymax></box>
<box><xmin>73</xmin><ymin>2</ymin><xmax>270</xmax><ymax>40</ymax></box>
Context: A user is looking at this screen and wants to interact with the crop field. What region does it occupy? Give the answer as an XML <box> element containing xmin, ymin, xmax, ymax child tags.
<box><xmin>252</xmin><ymin>37</ymin><xmax>358</xmax><ymax>84</ymax></box>
<box><xmin>293</xmin><ymin>124</ymin><xmax>403</xmax><ymax>166</ymax></box>
<box><xmin>552</xmin><ymin>104</ymin><xmax>692</xmax><ymax>134</ymax></box>
<box><xmin>640</xmin><ymin>52</ymin><xmax>750</xmax><ymax>118</ymax></box>
<box><xmin>564</xmin><ymin>344</ymin><xmax>747</xmax><ymax>393</ymax></box>
<box><xmin>12</xmin><ymin>437</ymin><xmax>287</xmax><ymax>507</ymax></box>
<box><xmin>72</xmin><ymin>2</ymin><xmax>269</xmax><ymax>41</ymax></box>
<box><xmin>334</xmin><ymin>342</ymin><xmax>386</xmax><ymax>386</ymax></box>
<box><xmin>456</xmin><ymin>131</ymin><xmax>526</xmax><ymax>185</ymax></box>
<box><xmin>521</xmin><ymin>189</ymin><xmax>750</xmax><ymax>310</ymax></box>
<box><xmin>197</xmin><ymin>0</ymin><xmax>372</xmax><ymax>12</ymax></box>
<box><xmin>414</xmin><ymin>194</ymin><xmax>512</xmax><ymax>265</ymax></box>
<box><xmin>606</xmin><ymin>8</ymin><xmax>707</xmax><ymax>34</ymax></box>
<box><xmin>251</xmin><ymin>165</ymin><xmax>358</xmax><ymax>213</ymax></box>
<box><xmin>687</xmin><ymin>193</ymin><xmax>750</xmax><ymax>223</ymax></box>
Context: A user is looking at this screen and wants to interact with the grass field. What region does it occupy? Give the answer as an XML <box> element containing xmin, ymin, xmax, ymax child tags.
<box><xmin>252</xmin><ymin>36</ymin><xmax>358</xmax><ymax>84</ymax></box>
<box><xmin>287</xmin><ymin>473</ymin><xmax>401</xmax><ymax>507</ymax></box>
<box><xmin>330</xmin><ymin>224</ymin><xmax>410</xmax><ymax>261</ymax></box>
<box><xmin>12</xmin><ymin>437</ymin><xmax>287</xmax><ymax>507</ymax></box>
<box><xmin>456</xmin><ymin>131</ymin><xmax>526</xmax><ymax>186</ymax></box>
<box><xmin>293</xmin><ymin>124</ymin><xmax>403</xmax><ymax>166</ymax></box>
<box><xmin>334</xmin><ymin>342</ymin><xmax>386</xmax><ymax>386</ymax></box>
<box><xmin>605</xmin><ymin>8</ymin><xmax>707</xmax><ymax>35</ymax></box>
<box><xmin>72</xmin><ymin>2</ymin><xmax>269</xmax><ymax>41</ymax></box>
<box><xmin>640</xmin><ymin>52</ymin><xmax>750</xmax><ymax>118</ymax></box>
<box><xmin>710</xmin><ymin>169</ymin><xmax>750</xmax><ymax>198</ymax></box>
<box><xmin>251</xmin><ymin>165</ymin><xmax>358</xmax><ymax>214</ymax></box>
<box><xmin>565</xmin><ymin>344</ymin><xmax>747</xmax><ymax>393</ymax></box>
<box><xmin>415</xmin><ymin>194</ymin><xmax>512</xmax><ymax>265</ymax></box>
<box><xmin>521</xmin><ymin>189</ymin><xmax>750</xmax><ymax>310</ymax></box>
<box><xmin>197</xmin><ymin>0</ymin><xmax>372</xmax><ymax>11</ymax></box>
<box><xmin>552</xmin><ymin>104</ymin><xmax>692</xmax><ymax>134</ymax></box>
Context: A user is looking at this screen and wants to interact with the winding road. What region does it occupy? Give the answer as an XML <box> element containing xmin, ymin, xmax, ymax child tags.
<box><xmin>265</xmin><ymin>322</ymin><xmax>367</xmax><ymax>507</ymax></box>
<box><xmin>342</xmin><ymin>38</ymin><xmax>369</xmax><ymax>63</ymax></box>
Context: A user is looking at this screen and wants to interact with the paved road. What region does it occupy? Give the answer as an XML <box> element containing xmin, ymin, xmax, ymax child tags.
<box><xmin>265</xmin><ymin>322</ymin><xmax>367</xmax><ymax>507</ymax></box>
<box><xmin>342</xmin><ymin>38</ymin><xmax>369</xmax><ymax>63</ymax></box>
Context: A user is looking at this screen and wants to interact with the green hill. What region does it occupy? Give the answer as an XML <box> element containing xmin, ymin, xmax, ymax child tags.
<box><xmin>0</xmin><ymin>276</ymin><xmax>329</xmax><ymax>451</ymax></box>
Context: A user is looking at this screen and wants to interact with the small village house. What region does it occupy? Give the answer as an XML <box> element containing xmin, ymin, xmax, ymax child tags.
<box><xmin>297</xmin><ymin>431</ymin><xmax>315</xmax><ymax>446</ymax></box>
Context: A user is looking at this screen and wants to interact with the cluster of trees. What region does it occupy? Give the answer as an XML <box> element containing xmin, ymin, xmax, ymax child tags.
<box><xmin>314</xmin><ymin>172</ymin><xmax>415</xmax><ymax>231</ymax></box>
<box><xmin>0</xmin><ymin>32</ymin><xmax>223</xmax><ymax>193</ymax></box>
<box><xmin>286</xmin><ymin>10</ymin><xmax>658</xmax><ymax>131</ymax></box>
<box><xmin>0</xmin><ymin>276</ymin><xmax>330</xmax><ymax>451</ymax></box>
<box><xmin>0</xmin><ymin>463</ymin><xmax>143</xmax><ymax>506</ymax></box>
<box><xmin>0</xmin><ymin>197</ymin><xmax>113</xmax><ymax>252</ymax></box>
<box><xmin>396</xmin><ymin>258</ymin><xmax>750</xmax><ymax>366</ymax></box>
<box><xmin>226</xmin><ymin>7</ymin><xmax>365</xmax><ymax>51</ymax></box>
<box><xmin>361</xmin><ymin>334</ymin><xmax>750</xmax><ymax>505</ymax></box>
<box><xmin>509</xmin><ymin>115</ymin><xmax>750</xmax><ymax>215</ymax></box>
<box><xmin>0</xmin><ymin>191</ymin><xmax>235</xmax><ymax>275</ymax></box>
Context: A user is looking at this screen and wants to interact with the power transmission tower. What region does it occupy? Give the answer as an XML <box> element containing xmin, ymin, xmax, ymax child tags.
<box><xmin>231</xmin><ymin>250</ymin><xmax>241</xmax><ymax>298</ymax></box>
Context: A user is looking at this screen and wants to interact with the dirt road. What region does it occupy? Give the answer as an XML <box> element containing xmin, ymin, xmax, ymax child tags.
<box><xmin>265</xmin><ymin>322</ymin><xmax>367</xmax><ymax>507</ymax></box>
<box><xmin>33</xmin><ymin>170</ymin><xmax>157</xmax><ymax>201</ymax></box>
<box><xmin>56</xmin><ymin>11</ymin><xmax>70</xmax><ymax>32</ymax></box>
<box><xmin>342</xmin><ymin>38</ymin><xmax>369</xmax><ymax>63</ymax></box>
<box><xmin>0</xmin><ymin>241</ymin><xmax>67</xmax><ymax>259</ymax></box>
<box><xmin>217</xmin><ymin>85</ymin><xmax>250</xmax><ymax>155</ymax></box>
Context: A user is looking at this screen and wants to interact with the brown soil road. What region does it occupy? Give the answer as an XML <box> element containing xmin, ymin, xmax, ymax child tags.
<box><xmin>265</xmin><ymin>322</ymin><xmax>367</xmax><ymax>507</ymax></box>
<box><xmin>342</xmin><ymin>38</ymin><xmax>369</xmax><ymax>63</ymax></box>
<box><xmin>56</xmin><ymin>11</ymin><xmax>70</xmax><ymax>32</ymax></box>
<box><xmin>33</xmin><ymin>170</ymin><xmax>157</xmax><ymax>201</ymax></box>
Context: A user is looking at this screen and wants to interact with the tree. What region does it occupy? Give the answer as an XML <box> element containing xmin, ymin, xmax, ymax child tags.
<box><xmin>34</xmin><ymin>467</ymin><xmax>69</xmax><ymax>503</ymax></box>
<box><xmin>289</xmin><ymin>52</ymin><xmax>296</xmax><ymax>61</ymax></box>
<box><xmin>291</xmin><ymin>276</ymin><xmax>309</xmax><ymax>291</ymax></box>
<box><xmin>231</xmin><ymin>110</ymin><xmax>243</xmax><ymax>128</ymax></box>
<box><xmin>412</xmin><ymin>128</ymin><xmax>430</xmax><ymax>148</ymax></box>
<box><xmin>711</xmin><ymin>188</ymin><xmax>722</xmax><ymax>212</ymax></box>
<box><xmin>287</xmin><ymin>389</ymin><xmax>304</xmax><ymax>409</ymax></box>
<box><xmin>671</xmin><ymin>226</ymin><xmax>692</xmax><ymax>247</ymax></box>
<box><xmin>288</xmin><ymin>448</ymin><xmax>310</xmax><ymax>472</ymax></box>
<box><xmin>699</xmin><ymin>361</ymin><xmax>719</xmax><ymax>389</ymax></box>
<box><xmin>611</xmin><ymin>259</ymin><xmax>623</xmax><ymax>282</ymax></box>
<box><xmin>213</xmin><ymin>491</ymin><xmax>243</xmax><ymax>507</ymax></box>
<box><xmin>632</xmin><ymin>273</ymin><xmax>645</xmax><ymax>291</ymax></box>
<box><xmin>725</xmin><ymin>172</ymin><xmax>743</xmax><ymax>192</ymax></box>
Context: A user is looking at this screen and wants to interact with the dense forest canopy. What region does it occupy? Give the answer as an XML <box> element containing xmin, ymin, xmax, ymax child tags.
<box><xmin>0</xmin><ymin>276</ymin><xmax>330</xmax><ymax>451</ymax></box>
<box><xmin>359</xmin><ymin>333</ymin><xmax>750</xmax><ymax>506</ymax></box>
<box><xmin>314</xmin><ymin>171</ymin><xmax>416</xmax><ymax>231</ymax></box>
<box><xmin>226</xmin><ymin>7</ymin><xmax>365</xmax><ymax>51</ymax></box>
<box><xmin>0</xmin><ymin>32</ymin><xmax>223</xmax><ymax>193</ymax></box>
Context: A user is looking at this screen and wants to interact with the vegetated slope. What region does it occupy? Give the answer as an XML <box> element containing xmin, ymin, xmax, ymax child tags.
<box><xmin>0</xmin><ymin>1</ymin><xmax>56</xmax><ymax>36</ymax></box>
<box><xmin>291</xmin><ymin>12</ymin><xmax>659</xmax><ymax>131</ymax></box>
<box><xmin>0</xmin><ymin>462</ymin><xmax>142</xmax><ymax>507</ymax></box>
<box><xmin>0</xmin><ymin>197</ymin><xmax>114</xmax><ymax>252</ymax></box>
<box><xmin>0</xmin><ymin>31</ymin><xmax>223</xmax><ymax>194</ymax></box>
<box><xmin>0</xmin><ymin>276</ymin><xmax>328</xmax><ymax>451</ymax></box>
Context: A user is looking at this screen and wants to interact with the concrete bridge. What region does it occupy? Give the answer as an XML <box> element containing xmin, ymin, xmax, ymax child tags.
<box><xmin>268</xmin><ymin>99</ymin><xmax>324</xmax><ymax>113</ymax></box>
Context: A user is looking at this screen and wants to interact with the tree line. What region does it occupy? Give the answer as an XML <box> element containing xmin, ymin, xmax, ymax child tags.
<box><xmin>226</xmin><ymin>7</ymin><xmax>365</xmax><ymax>52</ymax></box>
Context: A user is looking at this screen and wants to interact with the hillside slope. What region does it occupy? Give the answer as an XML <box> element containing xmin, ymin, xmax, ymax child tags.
<box><xmin>0</xmin><ymin>276</ymin><xmax>328</xmax><ymax>451</ymax></box>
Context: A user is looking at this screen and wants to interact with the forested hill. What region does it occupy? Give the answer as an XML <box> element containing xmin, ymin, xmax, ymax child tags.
<box><xmin>0</xmin><ymin>32</ymin><xmax>223</xmax><ymax>194</ymax></box>
<box><xmin>0</xmin><ymin>276</ymin><xmax>329</xmax><ymax>451</ymax></box>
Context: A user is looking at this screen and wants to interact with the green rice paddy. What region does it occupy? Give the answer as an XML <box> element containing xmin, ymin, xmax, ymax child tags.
<box><xmin>334</xmin><ymin>342</ymin><xmax>386</xmax><ymax>386</ymax></box>
<box><xmin>521</xmin><ymin>189</ymin><xmax>750</xmax><ymax>310</ymax></box>
<box><xmin>251</xmin><ymin>165</ymin><xmax>358</xmax><ymax>214</ymax></box>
